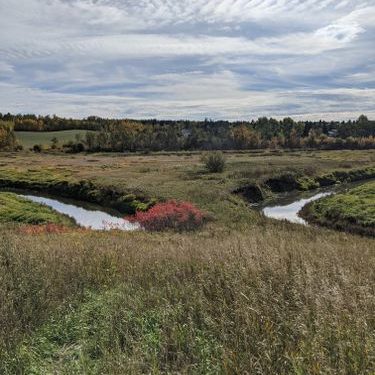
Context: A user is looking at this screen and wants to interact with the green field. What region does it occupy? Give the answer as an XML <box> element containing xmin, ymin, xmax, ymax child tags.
<box><xmin>0</xmin><ymin>149</ymin><xmax>375</xmax><ymax>374</ymax></box>
<box><xmin>15</xmin><ymin>130</ymin><xmax>95</xmax><ymax>149</ymax></box>
<box><xmin>301</xmin><ymin>180</ymin><xmax>375</xmax><ymax>236</ymax></box>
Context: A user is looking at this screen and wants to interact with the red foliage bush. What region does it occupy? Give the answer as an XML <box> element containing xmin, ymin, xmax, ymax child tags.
<box><xmin>127</xmin><ymin>200</ymin><xmax>205</xmax><ymax>231</ymax></box>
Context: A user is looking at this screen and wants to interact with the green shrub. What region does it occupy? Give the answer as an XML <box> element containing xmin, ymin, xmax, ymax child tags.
<box><xmin>32</xmin><ymin>144</ymin><xmax>42</xmax><ymax>153</ymax></box>
<box><xmin>201</xmin><ymin>151</ymin><xmax>226</xmax><ymax>173</ymax></box>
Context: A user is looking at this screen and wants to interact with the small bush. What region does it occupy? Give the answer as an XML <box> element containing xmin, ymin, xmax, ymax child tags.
<box><xmin>128</xmin><ymin>200</ymin><xmax>205</xmax><ymax>231</ymax></box>
<box><xmin>64</xmin><ymin>142</ymin><xmax>85</xmax><ymax>153</ymax></box>
<box><xmin>50</xmin><ymin>137</ymin><xmax>59</xmax><ymax>150</ymax></box>
<box><xmin>32</xmin><ymin>144</ymin><xmax>42</xmax><ymax>153</ymax></box>
<box><xmin>201</xmin><ymin>151</ymin><xmax>226</xmax><ymax>173</ymax></box>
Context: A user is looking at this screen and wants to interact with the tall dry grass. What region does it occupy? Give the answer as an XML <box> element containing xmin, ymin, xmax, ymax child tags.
<box><xmin>1</xmin><ymin>222</ymin><xmax>374</xmax><ymax>374</ymax></box>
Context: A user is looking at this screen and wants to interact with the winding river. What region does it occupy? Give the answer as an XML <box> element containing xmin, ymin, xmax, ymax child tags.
<box><xmin>19</xmin><ymin>194</ymin><xmax>139</xmax><ymax>231</ymax></box>
<box><xmin>262</xmin><ymin>191</ymin><xmax>332</xmax><ymax>225</ymax></box>
<box><xmin>260</xmin><ymin>180</ymin><xmax>372</xmax><ymax>226</ymax></box>
<box><xmin>8</xmin><ymin>179</ymin><xmax>372</xmax><ymax>230</ymax></box>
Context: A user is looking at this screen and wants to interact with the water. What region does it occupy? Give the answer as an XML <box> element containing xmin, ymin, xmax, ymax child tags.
<box><xmin>260</xmin><ymin>179</ymin><xmax>373</xmax><ymax>226</ymax></box>
<box><xmin>262</xmin><ymin>192</ymin><xmax>332</xmax><ymax>225</ymax></box>
<box><xmin>21</xmin><ymin>194</ymin><xmax>140</xmax><ymax>231</ymax></box>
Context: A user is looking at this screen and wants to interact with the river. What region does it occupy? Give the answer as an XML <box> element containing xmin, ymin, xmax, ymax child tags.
<box><xmin>262</xmin><ymin>192</ymin><xmax>332</xmax><ymax>225</ymax></box>
<box><xmin>260</xmin><ymin>180</ymin><xmax>371</xmax><ymax>226</ymax></box>
<box><xmin>19</xmin><ymin>194</ymin><xmax>139</xmax><ymax>231</ymax></box>
<box><xmin>10</xmin><ymin>179</ymin><xmax>372</xmax><ymax>230</ymax></box>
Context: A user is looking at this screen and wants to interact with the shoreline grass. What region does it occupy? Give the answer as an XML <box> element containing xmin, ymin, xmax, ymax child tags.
<box><xmin>300</xmin><ymin>181</ymin><xmax>375</xmax><ymax>236</ymax></box>
<box><xmin>0</xmin><ymin>192</ymin><xmax>75</xmax><ymax>226</ymax></box>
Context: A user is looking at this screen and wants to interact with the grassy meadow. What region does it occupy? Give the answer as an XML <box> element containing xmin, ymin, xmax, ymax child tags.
<box><xmin>15</xmin><ymin>130</ymin><xmax>94</xmax><ymax>149</ymax></box>
<box><xmin>0</xmin><ymin>149</ymin><xmax>375</xmax><ymax>374</ymax></box>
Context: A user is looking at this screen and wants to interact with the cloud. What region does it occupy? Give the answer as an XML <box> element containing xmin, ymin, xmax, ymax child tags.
<box><xmin>0</xmin><ymin>0</ymin><xmax>374</xmax><ymax>119</ymax></box>
<box><xmin>1</xmin><ymin>77</ymin><xmax>374</xmax><ymax>121</ymax></box>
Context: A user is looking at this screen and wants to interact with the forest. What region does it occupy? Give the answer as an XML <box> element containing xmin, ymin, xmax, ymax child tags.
<box><xmin>0</xmin><ymin>113</ymin><xmax>374</xmax><ymax>152</ymax></box>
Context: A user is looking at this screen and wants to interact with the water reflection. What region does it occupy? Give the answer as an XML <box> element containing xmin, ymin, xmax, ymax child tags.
<box><xmin>22</xmin><ymin>195</ymin><xmax>139</xmax><ymax>231</ymax></box>
<box><xmin>262</xmin><ymin>192</ymin><xmax>332</xmax><ymax>225</ymax></box>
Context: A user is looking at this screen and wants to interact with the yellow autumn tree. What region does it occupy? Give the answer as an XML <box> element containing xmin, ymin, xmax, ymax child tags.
<box><xmin>231</xmin><ymin>125</ymin><xmax>261</xmax><ymax>149</ymax></box>
<box><xmin>0</xmin><ymin>121</ymin><xmax>17</xmax><ymax>151</ymax></box>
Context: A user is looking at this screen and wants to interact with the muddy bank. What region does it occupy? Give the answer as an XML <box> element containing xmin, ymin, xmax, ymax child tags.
<box><xmin>0</xmin><ymin>174</ymin><xmax>155</xmax><ymax>215</ymax></box>
<box><xmin>299</xmin><ymin>181</ymin><xmax>375</xmax><ymax>237</ymax></box>
<box><xmin>234</xmin><ymin>167</ymin><xmax>375</xmax><ymax>204</ymax></box>
<box><xmin>300</xmin><ymin>202</ymin><xmax>374</xmax><ymax>237</ymax></box>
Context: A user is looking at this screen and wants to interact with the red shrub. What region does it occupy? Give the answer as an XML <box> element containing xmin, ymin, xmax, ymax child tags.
<box><xmin>127</xmin><ymin>200</ymin><xmax>205</xmax><ymax>231</ymax></box>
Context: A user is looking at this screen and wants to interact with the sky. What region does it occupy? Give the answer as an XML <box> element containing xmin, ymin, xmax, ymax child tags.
<box><xmin>0</xmin><ymin>0</ymin><xmax>374</xmax><ymax>121</ymax></box>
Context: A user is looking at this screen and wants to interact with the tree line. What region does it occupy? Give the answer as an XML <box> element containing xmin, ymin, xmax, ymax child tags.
<box><xmin>0</xmin><ymin>113</ymin><xmax>374</xmax><ymax>152</ymax></box>
<box><xmin>0</xmin><ymin>113</ymin><xmax>102</xmax><ymax>132</ymax></box>
<box><xmin>71</xmin><ymin>115</ymin><xmax>375</xmax><ymax>152</ymax></box>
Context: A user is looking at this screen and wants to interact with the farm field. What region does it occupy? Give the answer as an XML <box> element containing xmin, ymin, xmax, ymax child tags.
<box><xmin>15</xmin><ymin>130</ymin><xmax>95</xmax><ymax>149</ymax></box>
<box><xmin>0</xmin><ymin>149</ymin><xmax>375</xmax><ymax>374</ymax></box>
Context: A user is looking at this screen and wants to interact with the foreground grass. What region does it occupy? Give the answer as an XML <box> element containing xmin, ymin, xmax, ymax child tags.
<box><xmin>0</xmin><ymin>192</ymin><xmax>74</xmax><ymax>226</ymax></box>
<box><xmin>1</xmin><ymin>225</ymin><xmax>374</xmax><ymax>374</ymax></box>
<box><xmin>301</xmin><ymin>181</ymin><xmax>375</xmax><ymax>236</ymax></box>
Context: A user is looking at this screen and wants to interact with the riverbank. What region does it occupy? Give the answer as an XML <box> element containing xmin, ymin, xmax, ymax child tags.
<box><xmin>0</xmin><ymin>192</ymin><xmax>75</xmax><ymax>226</ymax></box>
<box><xmin>235</xmin><ymin>166</ymin><xmax>375</xmax><ymax>204</ymax></box>
<box><xmin>300</xmin><ymin>181</ymin><xmax>375</xmax><ymax>236</ymax></box>
<box><xmin>0</xmin><ymin>168</ymin><xmax>154</xmax><ymax>215</ymax></box>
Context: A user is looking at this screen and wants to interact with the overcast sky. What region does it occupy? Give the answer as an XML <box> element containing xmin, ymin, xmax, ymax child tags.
<box><xmin>0</xmin><ymin>0</ymin><xmax>374</xmax><ymax>120</ymax></box>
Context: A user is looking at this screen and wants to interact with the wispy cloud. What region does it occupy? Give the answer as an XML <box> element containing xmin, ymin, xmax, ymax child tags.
<box><xmin>0</xmin><ymin>0</ymin><xmax>374</xmax><ymax>119</ymax></box>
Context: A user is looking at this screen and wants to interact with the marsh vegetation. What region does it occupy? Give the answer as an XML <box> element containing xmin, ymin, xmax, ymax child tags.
<box><xmin>0</xmin><ymin>192</ymin><xmax>74</xmax><ymax>226</ymax></box>
<box><xmin>0</xmin><ymin>149</ymin><xmax>374</xmax><ymax>374</ymax></box>
<box><xmin>301</xmin><ymin>180</ymin><xmax>375</xmax><ymax>236</ymax></box>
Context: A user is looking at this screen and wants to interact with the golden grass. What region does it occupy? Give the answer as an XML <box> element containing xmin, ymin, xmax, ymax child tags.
<box><xmin>1</xmin><ymin>222</ymin><xmax>374</xmax><ymax>374</ymax></box>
